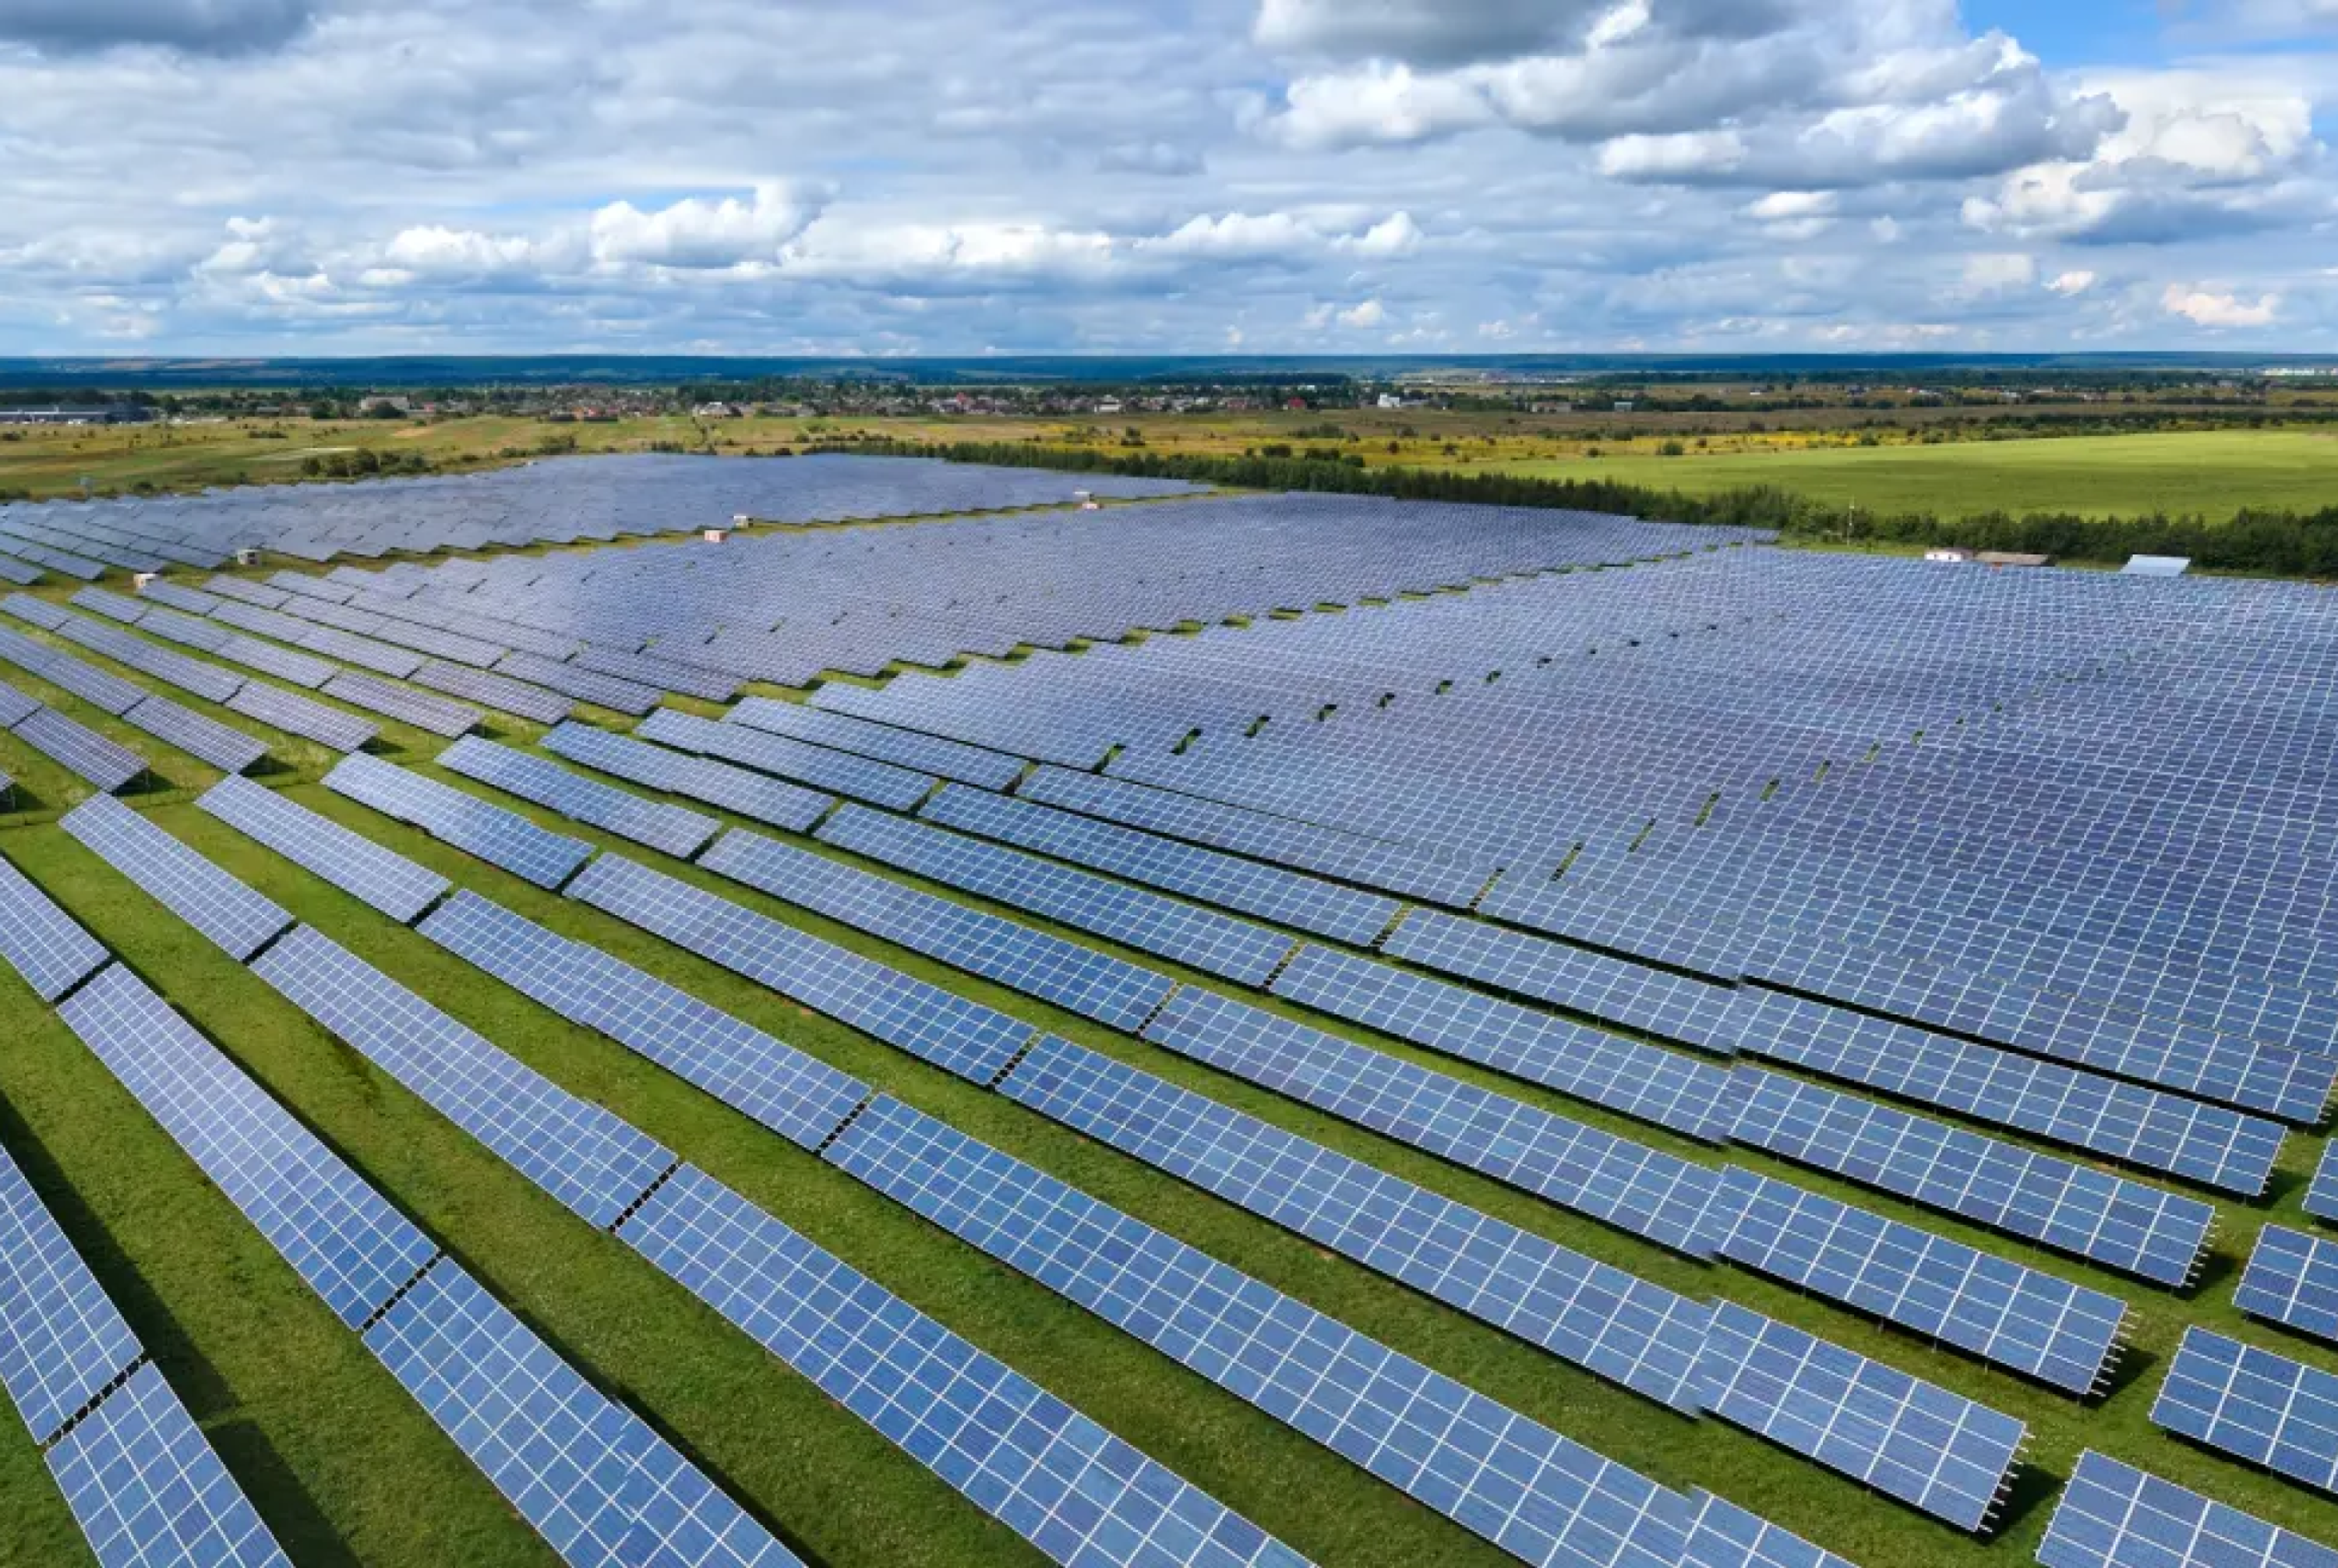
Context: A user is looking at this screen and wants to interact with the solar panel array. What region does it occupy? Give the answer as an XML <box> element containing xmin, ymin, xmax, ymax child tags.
<box><xmin>439</xmin><ymin>735</ymin><xmax>720</xmax><ymax>858</ymax></box>
<box><xmin>1</xmin><ymin>452</ymin><xmax>1202</xmax><ymax>562</ymax></box>
<box><xmin>2040</xmin><ymin>1450</ymin><xmax>2338</xmax><ymax>1568</ymax></box>
<box><xmin>200</xmin><ymin>774</ymin><xmax>450</xmax><ymax>920</ymax></box>
<box><xmin>2154</xmin><ymin>1330</ymin><xmax>2338</xmax><ymax>1496</ymax></box>
<box><xmin>325</xmin><ymin>752</ymin><xmax>595</xmax><ymax>889</ymax></box>
<box><xmin>61</xmin><ymin>796</ymin><xmax>291</xmax><ymax>961</ymax></box>
<box><xmin>0</xmin><ymin>849</ymin><xmax>111</xmax><ymax>1001</ymax></box>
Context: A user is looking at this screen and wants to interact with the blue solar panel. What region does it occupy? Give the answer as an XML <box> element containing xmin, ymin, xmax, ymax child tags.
<box><xmin>1683</xmin><ymin>1493</ymin><xmax>1858</xmax><ymax>1568</ymax></box>
<box><xmin>2306</xmin><ymin>1143</ymin><xmax>2338</xmax><ymax>1224</ymax></box>
<box><xmin>1713</xmin><ymin>1167</ymin><xmax>2127</xmax><ymax>1394</ymax></box>
<box><xmin>199</xmin><ymin>775</ymin><xmax>449</xmax><ymax>922</ymax></box>
<box><xmin>641</xmin><ymin>708</ymin><xmax>940</xmax><ymax>811</ymax></box>
<box><xmin>2040</xmin><ymin>1450</ymin><xmax>2338</xmax><ymax>1568</ymax></box>
<box><xmin>1381</xmin><ymin>909</ymin><xmax>1742</xmax><ymax>1057</ymax></box>
<box><xmin>2237</xmin><ymin>1226</ymin><xmax>2338</xmax><ymax>1345</ymax></box>
<box><xmin>818</xmin><ymin>804</ymin><xmax>1298</xmax><ymax>989</ymax></box>
<box><xmin>729</xmin><ymin>697</ymin><xmax>1026</xmax><ymax>789</ymax></box>
<box><xmin>701</xmin><ymin>829</ymin><xmax>1176</xmax><ymax>1033</ymax></box>
<box><xmin>1727</xmin><ymin>1068</ymin><xmax>2216</xmax><ymax>1287</ymax></box>
<box><xmin>327</xmin><ymin>754</ymin><xmax>595</xmax><ymax>890</ymax></box>
<box><xmin>924</xmin><ymin>783</ymin><xmax>1403</xmax><ymax>948</ymax></box>
<box><xmin>55</xmin><ymin>966</ymin><xmax>439</xmax><ymax>1330</ymax></box>
<box><xmin>616</xmin><ymin>1165</ymin><xmax>1309</xmax><ymax>1568</ymax></box>
<box><xmin>253</xmin><ymin>926</ymin><xmax>675</xmax><ymax>1230</ymax></box>
<box><xmin>62</xmin><ymin>796</ymin><xmax>291</xmax><ymax>962</ymax></box>
<box><xmin>363</xmin><ymin>1259</ymin><xmax>801</xmax><ymax>1568</ymax></box>
<box><xmin>0</xmin><ymin>851</ymin><xmax>111</xmax><ymax>1002</ymax></box>
<box><xmin>224</xmin><ymin>679</ymin><xmax>377</xmax><ymax>751</ymax></box>
<box><xmin>419</xmin><ymin>891</ymin><xmax>869</xmax><ymax>1152</ymax></box>
<box><xmin>544</xmin><ymin>721</ymin><xmax>835</xmax><ymax>832</ymax></box>
<box><xmin>12</xmin><ymin>708</ymin><xmax>147</xmax><ymax>793</ymax></box>
<box><xmin>121</xmin><ymin>695</ymin><xmax>269</xmax><ymax>775</ymax></box>
<box><xmin>825</xmin><ymin>1095</ymin><xmax>1687</xmax><ymax>1568</ymax></box>
<box><xmin>999</xmin><ymin>1033</ymin><xmax>1711</xmax><ymax>1411</ymax></box>
<box><xmin>1143</xmin><ymin>987</ymin><xmax>1724</xmax><ymax>1257</ymax></box>
<box><xmin>2154</xmin><ymin>1330</ymin><xmax>2338</xmax><ymax>1496</ymax></box>
<box><xmin>565</xmin><ymin>853</ymin><xmax>1037</xmax><ymax>1085</ymax></box>
<box><xmin>319</xmin><ymin>672</ymin><xmax>482</xmax><ymax>738</ymax></box>
<box><xmin>0</xmin><ymin>1138</ymin><xmax>142</xmax><ymax>1445</ymax></box>
<box><xmin>45</xmin><ymin>1362</ymin><xmax>292</xmax><ymax>1568</ymax></box>
<box><xmin>1728</xmin><ymin>989</ymin><xmax>2284</xmax><ymax>1195</ymax></box>
<box><xmin>1270</xmin><ymin>943</ymin><xmax>1729</xmax><ymax>1140</ymax></box>
<box><xmin>438</xmin><ymin>736</ymin><xmax>719</xmax><ymax>860</ymax></box>
<box><xmin>1697</xmin><ymin>1301</ymin><xmax>2025</xmax><ymax>1532</ymax></box>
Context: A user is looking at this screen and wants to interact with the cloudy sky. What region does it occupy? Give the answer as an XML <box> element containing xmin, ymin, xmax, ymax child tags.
<box><xmin>2</xmin><ymin>0</ymin><xmax>2335</xmax><ymax>355</ymax></box>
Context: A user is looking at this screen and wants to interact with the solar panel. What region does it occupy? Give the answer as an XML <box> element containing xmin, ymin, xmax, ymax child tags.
<box><xmin>1728</xmin><ymin>989</ymin><xmax>2285</xmax><ymax>1195</ymax></box>
<box><xmin>2305</xmin><ymin>1143</ymin><xmax>2338</xmax><ymax>1224</ymax></box>
<box><xmin>1380</xmin><ymin>907</ymin><xmax>1743</xmax><ymax>1057</ymax></box>
<box><xmin>217</xmin><ymin>634</ymin><xmax>337</xmax><ymax>689</ymax></box>
<box><xmin>1696</xmin><ymin>1301</ymin><xmax>2025</xmax><ymax>1532</ymax></box>
<box><xmin>825</xmin><ymin>1094</ymin><xmax>1687</xmax><ymax>1568</ymax></box>
<box><xmin>49</xmin><ymin>615</ymin><xmax>247</xmax><ymax>705</ymax></box>
<box><xmin>2040</xmin><ymin>1450</ymin><xmax>2338</xmax><ymax>1568</ymax></box>
<box><xmin>2154</xmin><ymin>1329</ymin><xmax>2338</xmax><ymax>1495</ymax></box>
<box><xmin>1729</xmin><ymin>1068</ymin><xmax>2216</xmax><ymax>1287</ymax></box>
<box><xmin>565</xmin><ymin>853</ymin><xmax>1037</xmax><ymax>1085</ymax></box>
<box><xmin>2237</xmin><ymin>1225</ymin><xmax>2338</xmax><ymax>1345</ymax></box>
<box><xmin>253</xmin><ymin>926</ymin><xmax>675</xmax><ymax>1231</ymax></box>
<box><xmin>615</xmin><ymin>1165</ymin><xmax>1307</xmax><ymax>1568</ymax></box>
<box><xmin>573</xmin><ymin>646</ymin><xmax>739</xmax><ymax>703</ymax></box>
<box><xmin>641</xmin><ymin>708</ymin><xmax>939</xmax><ymax>811</ymax></box>
<box><xmin>320</xmin><ymin>671</ymin><xmax>482</xmax><ymax>738</ymax></box>
<box><xmin>0</xmin><ymin>554</ymin><xmax>41</xmax><ymax>586</ymax></box>
<box><xmin>298</xmin><ymin>627</ymin><xmax>424</xmax><ymax>680</ymax></box>
<box><xmin>0</xmin><ymin>851</ymin><xmax>111</xmax><ymax>1002</ymax></box>
<box><xmin>0</xmin><ymin>1138</ymin><xmax>143</xmax><ymax>1445</ymax></box>
<box><xmin>325</xmin><ymin>754</ymin><xmax>595</xmax><ymax>890</ymax></box>
<box><xmin>543</xmin><ymin>721</ymin><xmax>835</xmax><ymax>832</ymax></box>
<box><xmin>65</xmin><ymin>588</ymin><xmax>145</xmax><ymax>626</ymax></box>
<box><xmin>438</xmin><ymin>736</ymin><xmax>718</xmax><ymax>860</ymax></box>
<box><xmin>1000</xmin><ymin>1033</ymin><xmax>1711</xmax><ymax>1411</ymax></box>
<box><xmin>1683</xmin><ymin>1493</ymin><xmax>1858</xmax><ymax>1568</ymax></box>
<box><xmin>200</xmin><ymin>775</ymin><xmax>448</xmax><ymax>922</ymax></box>
<box><xmin>818</xmin><ymin>804</ymin><xmax>1298</xmax><ymax>988</ymax></box>
<box><xmin>121</xmin><ymin>695</ymin><xmax>270</xmax><ymax>775</ymax></box>
<box><xmin>0</xmin><ymin>676</ymin><xmax>39</xmax><ymax>729</ymax></box>
<box><xmin>924</xmin><ymin>783</ymin><xmax>1404</xmax><ymax>947</ymax></box>
<box><xmin>45</xmin><ymin>1362</ymin><xmax>292</xmax><ymax>1568</ymax></box>
<box><xmin>0</xmin><ymin>624</ymin><xmax>147</xmax><ymax>714</ymax></box>
<box><xmin>62</xmin><ymin>796</ymin><xmax>291</xmax><ymax>962</ymax></box>
<box><xmin>701</xmin><ymin>828</ymin><xmax>1176</xmax><ymax>1033</ymax></box>
<box><xmin>419</xmin><ymin>891</ymin><xmax>869</xmax><ymax>1152</ymax></box>
<box><xmin>411</xmin><ymin>660</ymin><xmax>573</xmax><ymax>724</ymax></box>
<box><xmin>12</xmin><ymin>708</ymin><xmax>147</xmax><ymax>793</ymax></box>
<box><xmin>1</xmin><ymin>592</ymin><xmax>68</xmax><ymax>630</ymax></box>
<box><xmin>729</xmin><ymin>697</ymin><xmax>1026</xmax><ymax>789</ymax></box>
<box><xmin>224</xmin><ymin>680</ymin><xmax>378</xmax><ymax>752</ymax></box>
<box><xmin>362</xmin><ymin>1259</ymin><xmax>801</xmax><ymax>1568</ymax></box>
<box><xmin>1270</xmin><ymin>943</ymin><xmax>1729</xmax><ymax>1140</ymax></box>
<box><xmin>494</xmin><ymin>652</ymin><xmax>663</xmax><ymax>715</ymax></box>
<box><xmin>56</xmin><ymin>966</ymin><xmax>439</xmax><ymax>1330</ymax></box>
<box><xmin>1143</xmin><ymin>986</ymin><xmax>1724</xmax><ymax>1257</ymax></box>
<box><xmin>1713</xmin><ymin>1167</ymin><xmax>2127</xmax><ymax>1394</ymax></box>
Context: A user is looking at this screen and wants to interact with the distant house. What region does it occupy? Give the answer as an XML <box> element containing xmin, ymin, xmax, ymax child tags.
<box><xmin>2122</xmin><ymin>555</ymin><xmax>2192</xmax><ymax>577</ymax></box>
<box><xmin>690</xmin><ymin>402</ymin><xmax>741</xmax><ymax>418</ymax></box>
<box><xmin>1977</xmin><ymin>551</ymin><xmax>2054</xmax><ymax>568</ymax></box>
<box><xmin>1923</xmin><ymin>548</ymin><xmax>1976</xmax><ymax>563</ymax></box>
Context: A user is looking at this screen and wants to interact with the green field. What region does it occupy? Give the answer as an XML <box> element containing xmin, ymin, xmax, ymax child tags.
<box><xmin>1485</xmin><ymin>429</ymin><xmax>2338</xmax><ymax>520</ymax></box>
<box><xmin>3</xmin><ymin>558</ymin><xmax>2338</xmax><ymax>1568</ymax></box>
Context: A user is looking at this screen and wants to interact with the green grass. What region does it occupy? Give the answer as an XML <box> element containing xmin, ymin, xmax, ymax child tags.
<box><xmin>1483</xmin><ymin>429</ymin><xmax>2338</xmax><ymax>521</ymax></box>
<box><xmin>3</xmin><ymin>564</ymin><xmax>2338</xmax><ymax>1568</ymax></box>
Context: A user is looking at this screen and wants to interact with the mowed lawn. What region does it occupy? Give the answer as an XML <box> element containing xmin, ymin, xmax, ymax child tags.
<box><xmin>1485</xmin><ymin>429</ymin><xmax>2338</xmax><ymax>520</ymax></box>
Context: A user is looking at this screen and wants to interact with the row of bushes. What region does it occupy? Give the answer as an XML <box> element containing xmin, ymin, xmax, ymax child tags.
<box><xmin>823</xmin><ymin>438</ymin><xmax>2338</xmax><ymax>580</ymax></box>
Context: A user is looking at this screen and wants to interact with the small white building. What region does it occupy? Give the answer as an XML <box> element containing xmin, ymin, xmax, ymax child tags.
<box><xmin>2122</xmin><ymin>555</ymin><xmax>2191</xmax><ymax>577</ymax></box>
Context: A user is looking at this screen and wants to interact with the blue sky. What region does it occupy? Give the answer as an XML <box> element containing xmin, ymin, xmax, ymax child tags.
<box><xmin>2</xmin><ymin>0</ymin><xmax>2336</xmax><ymax>355</ymax></box>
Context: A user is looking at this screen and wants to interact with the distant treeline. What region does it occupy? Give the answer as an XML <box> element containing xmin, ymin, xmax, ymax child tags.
<box><xmin>828</xmin><ymin>438</ymin><xmax>2338</xmax><ymax>579</ymax></box>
